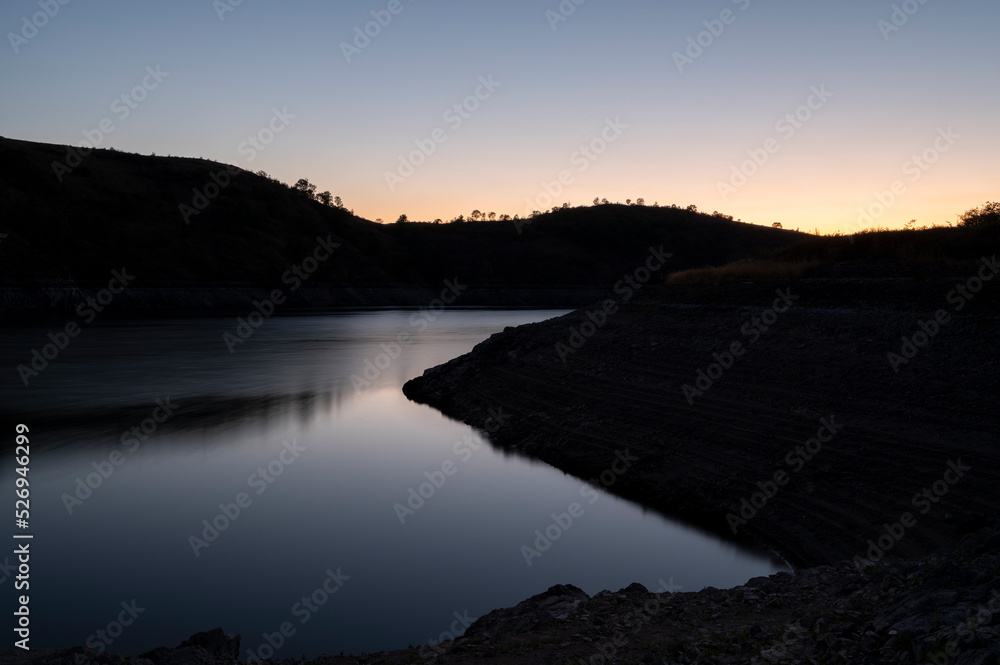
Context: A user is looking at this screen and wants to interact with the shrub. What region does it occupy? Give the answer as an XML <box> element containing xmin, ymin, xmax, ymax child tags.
<box><xmin>958</xmin><ymin>201</ymin><xmax>1000</xmax><ymax>228</ymax></box>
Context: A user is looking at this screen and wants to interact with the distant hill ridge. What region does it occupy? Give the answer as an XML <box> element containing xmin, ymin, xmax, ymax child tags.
<box><xmin>0</xmin><ymin>136</ymin><xmax>801</xmax><ymax>291</ymax></box>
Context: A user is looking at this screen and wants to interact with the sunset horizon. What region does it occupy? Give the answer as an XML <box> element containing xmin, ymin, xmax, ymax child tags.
<box><xmin>3</xmin><ymin>1</ymin><xmax>996</xmax><ymax>234</ymax></box>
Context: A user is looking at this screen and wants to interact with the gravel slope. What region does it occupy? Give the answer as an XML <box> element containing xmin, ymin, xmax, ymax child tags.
<box><xmin>403</xmin><ymin>275</ymin><xmax>1000</xmax><ymax>569</ymax></box>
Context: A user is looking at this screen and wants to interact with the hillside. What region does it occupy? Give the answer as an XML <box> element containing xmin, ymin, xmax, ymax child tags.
<box><xmin>668</xmin><ymin>217</ymin><xmax>1000</xmax><ymax>284</ymax></box>
<box><xmin>0</xmin><ymin>136</ymin><xmax>801</xmax><ymax>296</ymax></box>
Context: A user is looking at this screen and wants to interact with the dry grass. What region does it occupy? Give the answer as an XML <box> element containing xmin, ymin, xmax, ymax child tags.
<box><xmin>667</xmin><ymin>259</ymin><xmax>822</xmax><ymax>285</ymax></box>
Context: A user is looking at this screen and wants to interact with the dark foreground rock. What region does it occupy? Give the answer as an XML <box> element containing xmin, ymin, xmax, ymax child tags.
<box><xmin>0</xmin><ymin>628</ymin><xmax>240</xmax><ymax>665</ymax></box>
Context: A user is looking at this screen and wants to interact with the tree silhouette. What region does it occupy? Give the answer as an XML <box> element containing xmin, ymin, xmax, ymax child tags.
<box><xmin>772</xmin><ymin>222</ymin><xmax>782</xmax><ymax>229</ymax></box>
<box><xmin>294</xmin><ymin>179</ymin><xmax>317</xmax><ymax>199</ymax></box>
<box><xmin>317</xmin><ymin>191</ymin><xmax>332</xmax><ymax>206</ymax></box>
<box><xmin>959</xmin><ymin>201</ymin><xmax>1000</xmax><ymax>227</ymax></box>
<box><xmin>593</xmin><ymin>197</ymin><xmax>600</xmax><ymax>206</ymax></box>
<box><xmin>471</xmin><ymin>210</ymin><xmax>482</xmax><ymax>222</ymax></box>
<box><xmin>334</xmin><ymin>196</ymin><xmax>343</xmax><ymax>208</ymax></box>
<box><xmin>488</xmin><ymin>212</ymin><xmax>496</xmax><ymax>221</ymax></box>
<box><xmin>636</xmin><ymin>198</ymin><xmax>644</xmax><ymax>206</ymax></box>
<box><xmin>396</xmin><ymin>214</ymin><xmax>408</xmax><ymax>224</ymax></box>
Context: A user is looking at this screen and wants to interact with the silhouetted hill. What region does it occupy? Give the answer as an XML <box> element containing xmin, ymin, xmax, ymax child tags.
<box><xmin>0</xmin><ymin>136</ymin><xmax>803</xmax><ymax>292</ymax></box>
<box><xmin>667</xmin><ymin>222</ymin><xmax>1000</xmax><ymax>285</ymax></box>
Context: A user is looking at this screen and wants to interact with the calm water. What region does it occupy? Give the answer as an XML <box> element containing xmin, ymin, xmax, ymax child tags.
<box><xmin>0</xmin><ymin>310</ymin><xmax>786</xmax><ymax>658</ymax></box>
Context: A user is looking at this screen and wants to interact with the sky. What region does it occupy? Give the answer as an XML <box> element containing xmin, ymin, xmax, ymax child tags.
<box><xmin>1</xmin><ymin>0</ymin><xmax>998</xmax><ymax>233</ymax></box>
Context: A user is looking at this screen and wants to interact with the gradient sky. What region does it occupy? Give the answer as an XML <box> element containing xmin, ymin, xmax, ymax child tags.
<box><xmin>2</xmin><ymin>0</ymin><xmax>997</xmax><ymax>232</ymax></box>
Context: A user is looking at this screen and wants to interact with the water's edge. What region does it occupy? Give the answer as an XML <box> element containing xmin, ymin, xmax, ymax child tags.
<box><xmin>0</xmin><ymin>284</ymin><xmax>607</xmax><ymax>317</ymax></box>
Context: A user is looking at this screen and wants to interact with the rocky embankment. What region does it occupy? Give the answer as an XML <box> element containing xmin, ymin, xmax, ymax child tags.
<box><xmin>403</xmin><ymin>276</ymin><xmax>1000</xmax><ymax>568</ymax></box>
<box><xmin>8</xmin><ymin>272</ymin><xmax>999</xmax><ymax>664</ymax></box>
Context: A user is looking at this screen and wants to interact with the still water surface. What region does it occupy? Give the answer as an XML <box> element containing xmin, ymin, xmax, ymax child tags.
<box><xmin>0</xmin><ymin>310</ymin><xmax>787</xmax><ymax>658</ymax></box>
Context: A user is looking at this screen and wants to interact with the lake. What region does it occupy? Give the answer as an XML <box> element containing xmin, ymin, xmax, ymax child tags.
<box><xmin>0</xmin><ymin>309</ymin><xmax>787</xmax><ymax>658</ymax></box>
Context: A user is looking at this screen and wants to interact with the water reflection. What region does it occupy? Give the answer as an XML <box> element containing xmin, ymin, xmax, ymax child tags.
<box><xmin>0</xmin><ymin>310</ymin><xmax>788</xmax><ymax>658</ymax></box>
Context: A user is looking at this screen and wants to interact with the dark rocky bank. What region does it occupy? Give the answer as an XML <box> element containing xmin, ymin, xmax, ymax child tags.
<box><xmin>7</xmin><ymin>270</ymin><xmax>1000</xmax><ymax>664</ymax></box>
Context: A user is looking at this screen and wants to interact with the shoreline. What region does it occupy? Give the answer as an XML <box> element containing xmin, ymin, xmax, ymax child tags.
<box><xmin>402</xmin><ymin>278</ymin><xmax>1000</xmax><ymax>569</ymax></box>
<box><xmin>0</xmin><ymin>283</ymin><xmax>606</xmax><ymax>318</ymax></box>
<box><xmin>6</xmin><ymin>277</ymin><xmax>999</xmax><ymax>664</ymax></box>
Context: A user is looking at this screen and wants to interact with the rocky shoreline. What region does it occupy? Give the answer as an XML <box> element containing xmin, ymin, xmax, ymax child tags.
<box><xmin>402</xmin><ymin>277</ymin><xmax>1000</xmax><ymax>569</ymax></box>
<box><xmin>7</xmin><ymin>274</ymin><xmax>999</xmax><ymax>664</ymax></box>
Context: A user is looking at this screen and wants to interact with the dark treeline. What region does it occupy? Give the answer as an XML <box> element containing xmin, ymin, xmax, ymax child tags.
<box><xmin>0</xmin><ymin>137</ymin><xmax>803</xmax><ymax>287</ymax></box>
